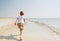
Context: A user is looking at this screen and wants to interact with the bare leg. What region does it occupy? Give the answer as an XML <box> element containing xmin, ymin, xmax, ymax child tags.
<box><xmin>20</xmin><ymin>29</ymin><xmax>22</xmax><ymax>39</ymax></box>
<box><xmin>19</xmin><ymin>23</ymin><xmax>24</xmax><ymax>41</ymax></box>
<box><xmin>20</xmin><ymin>26</ymin><xmax>24</xmax><ymax>40</ymax></box>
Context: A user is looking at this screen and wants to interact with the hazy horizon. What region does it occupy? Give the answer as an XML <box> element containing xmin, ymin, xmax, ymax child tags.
<box><xmin>0</xmin><ymin>0</ymin><xmax>60</xmax><ymax>18</ymax></box>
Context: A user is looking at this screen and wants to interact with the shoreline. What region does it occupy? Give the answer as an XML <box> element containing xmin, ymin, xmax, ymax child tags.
<box><xmin>28</xmin><ymin>19</ymin><xmax>60</xmax><ymax>36</ymax></box>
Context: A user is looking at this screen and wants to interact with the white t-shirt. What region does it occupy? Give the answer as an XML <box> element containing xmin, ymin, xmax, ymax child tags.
<box><xmin>17</xmin><ymin>16</ymin><xmax>24</xmax><ymax>23</ymax></box>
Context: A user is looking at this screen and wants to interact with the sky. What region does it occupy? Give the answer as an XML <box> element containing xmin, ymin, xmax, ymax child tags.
<box><xmin>0</xmin><ymin>0</ymin><xmax>60</xmax><ymax>18</ymax></box>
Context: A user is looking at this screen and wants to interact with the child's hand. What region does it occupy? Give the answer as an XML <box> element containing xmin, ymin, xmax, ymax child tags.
<box><xmin>14</xmin><ymin>23</ymin><xmax>16</xmax><ymax>25</ymax></box>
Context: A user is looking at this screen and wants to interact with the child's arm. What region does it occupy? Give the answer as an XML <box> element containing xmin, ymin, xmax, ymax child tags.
<box><xmin>24</xmin><ymin>18</ymin><xmax>25</xmax><ymax>23</ymax></box>
<box><xmin>14</xmin><ymin>18</ymin><xmax>18</xmax><ymax>25</ymax></box>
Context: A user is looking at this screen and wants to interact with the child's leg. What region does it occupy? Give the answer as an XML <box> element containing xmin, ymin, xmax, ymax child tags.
<box><xmin>20</xmin><ymin>25</ymin><xmax>24</xmax><ymax>40</ymax></box>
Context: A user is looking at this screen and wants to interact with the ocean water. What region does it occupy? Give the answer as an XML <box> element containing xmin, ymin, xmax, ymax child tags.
<box><xmin>29</xmin><ymin>18</ymin><xmax>60</xmax><ymax>30</ymax></box>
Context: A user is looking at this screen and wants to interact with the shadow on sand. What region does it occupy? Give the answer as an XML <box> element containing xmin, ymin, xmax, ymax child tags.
<box><xmin>0</xmin><ymin>34</ymin><xmax>19</xmax><ymax>41</ymax></box>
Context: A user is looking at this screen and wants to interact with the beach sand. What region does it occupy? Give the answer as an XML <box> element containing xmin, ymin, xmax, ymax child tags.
<box><xmin>0</xmin><ymin>19</ymin><xmax>60</xmax><ymax>41</ymax></box>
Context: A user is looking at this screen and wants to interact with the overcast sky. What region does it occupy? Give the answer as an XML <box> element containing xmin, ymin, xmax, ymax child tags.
<box><xmin>0</xmin><ymin>0</ymin><xmax>60</xmax><ymax>18</ymax></box>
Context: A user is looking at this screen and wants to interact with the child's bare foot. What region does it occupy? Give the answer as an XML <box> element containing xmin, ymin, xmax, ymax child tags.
<box><xmin>20</xmin><ymin>38</ymin><xmax>22</xmax><ymax>41</ymax></box>
<box><xmin>20</xmin><ymin>36</ymin><xmax>22</xmax><ymax>41</ymax></box>
<box><xmin>18</xmin><ymin>40</ymin><xmax>20</xmax><ymax>41</ymax></box>
<box><xmin>18</xmin><ymin>38</ymin><xmax>22</xmax><ymax>41</ymax></box>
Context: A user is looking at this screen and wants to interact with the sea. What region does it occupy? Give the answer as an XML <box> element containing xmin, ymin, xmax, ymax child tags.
<box><xmin>28</xmin><ymin>18</ymin><xmax>60</xmax><ymax>30</ymax></box>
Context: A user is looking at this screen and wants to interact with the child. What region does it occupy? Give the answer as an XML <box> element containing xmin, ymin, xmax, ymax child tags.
<box><xmin>14</xmin><ymin>11</ymin><xmax>25</xmax><ymax>41</ymax></box>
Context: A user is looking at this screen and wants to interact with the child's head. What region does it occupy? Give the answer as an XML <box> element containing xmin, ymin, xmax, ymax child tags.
<box><xmin>20</xmin><ymin>11</ymin><xmax>24</xmax><ymax>16</ymax></box>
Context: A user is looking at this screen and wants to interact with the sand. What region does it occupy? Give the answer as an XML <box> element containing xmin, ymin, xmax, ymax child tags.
<box><xmin>0</xmin><ymin>19</ymin><xmax>60</xmax><ymax>41</ymax></box>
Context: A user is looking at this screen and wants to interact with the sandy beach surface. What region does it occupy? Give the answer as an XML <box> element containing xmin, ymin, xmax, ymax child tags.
<box><xmin>0</xmin><ymin>19</ymin><xmax>60</xmax><ymax>41</ymax></box>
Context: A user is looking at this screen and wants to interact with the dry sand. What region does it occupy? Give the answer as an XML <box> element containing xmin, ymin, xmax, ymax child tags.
<box><xmin>0</xmin><ymin>19</ymin><xmax>60</xmax><ymax>41</ymax></box>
